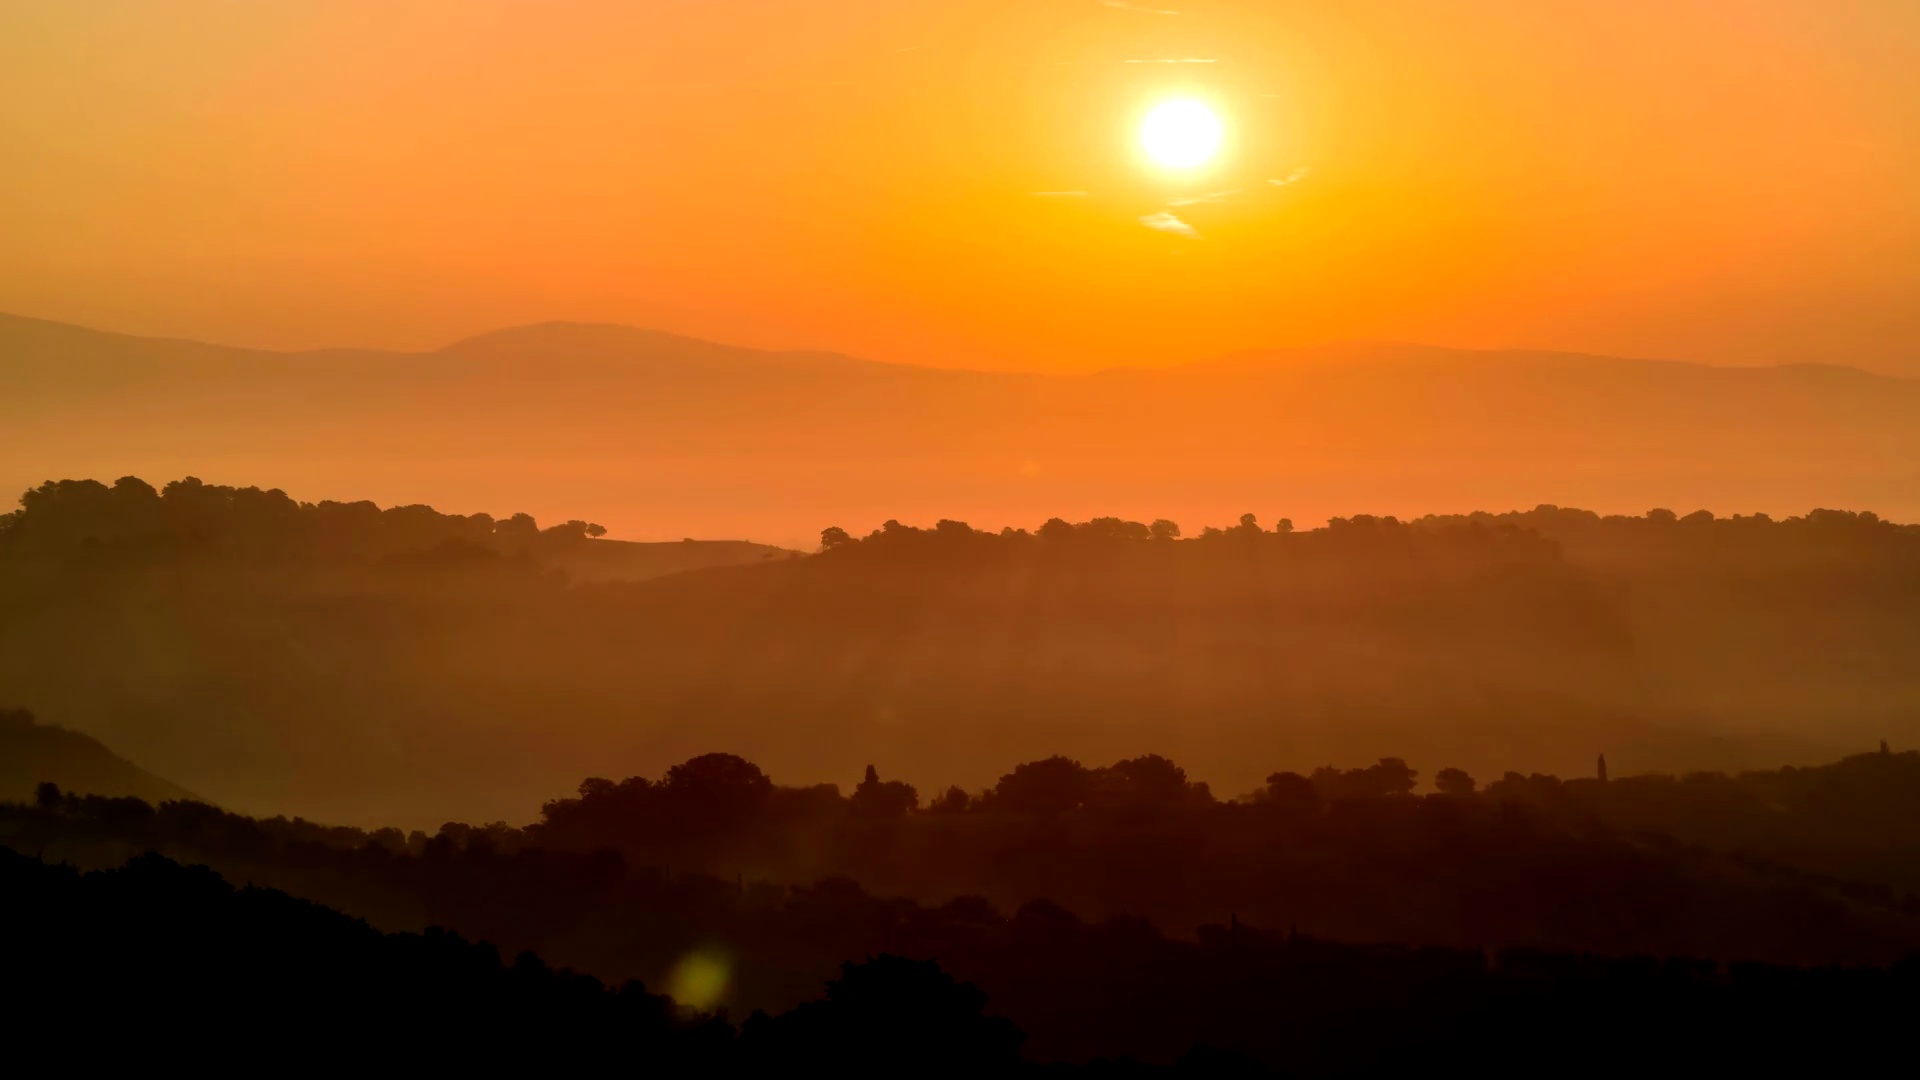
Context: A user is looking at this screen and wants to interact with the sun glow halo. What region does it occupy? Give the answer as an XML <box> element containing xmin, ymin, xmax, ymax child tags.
<box><xmin>1140</xmin><ymin>100</ymin><xmax>1224</xmax><ymax>170</ymax></box>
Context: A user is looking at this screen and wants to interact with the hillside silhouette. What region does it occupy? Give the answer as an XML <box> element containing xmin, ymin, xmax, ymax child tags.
<box><xmin>7</xmin><ymin>313</ymin><xmax>1919</xmax><ymax>541</ymax></box>
<box><xmin>0</xmin><ymin>708</ymin><xmax>195</xmax><ymax>805</ymax></box>
<box><xmin>16</xmin><ymin>747</ymin><xmax>1920</xmax><ymax>965</ymax></box>
<box><xmin>9</xmin><ymin>745</ymin><xmax>1920</xmax><ymax>1071</ymax></box>
<box><xmin>3</xmin><ymin>475</ymin><xmax>1915</xmax><ymax>825</ymax></box>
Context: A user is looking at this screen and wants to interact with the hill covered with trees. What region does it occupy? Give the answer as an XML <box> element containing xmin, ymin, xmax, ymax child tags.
<box><xmin>8</xmin><ymin>744</ymin><xmax>1920</xmax><ymax>1071</ymax></box>
<box><xmin>10</xmin><ymin>847</ymin><xmax>1916</xmax><ymax>1076</ymax></box>
<box><xmin>0</xmin><ymin>848</ymin><xmax>1023</xmax><ymax>1073</ymax></box>
<box><xmin>2</xmin><ymin>475</ymin><xmax>1916</xmax><ymax>824</ymax></box>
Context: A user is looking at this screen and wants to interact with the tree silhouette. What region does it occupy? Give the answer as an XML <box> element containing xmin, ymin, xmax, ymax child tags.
<box><xmin>993</xmin><ymin>756</ymin><xmax>1091</xmax><ymax>816</ymax></box>
<box><xmin>850</xmin><ymin>765</ymin><xmax>917</xmax><ymax>818</ymax></box>
<box><xmin>1096</xmin><ymin>754</ymin><xmax>1193</xmax><ymax>805</ymax></box>
<box><xmin>1262</xmin><ymin>770</ymin><xmax>1321</xmax><ymax>815</ymax></box>
<box><xmin>927</xmin><ymin>785</ymin><xmax>971</xmax><ymax>814</ymax></box>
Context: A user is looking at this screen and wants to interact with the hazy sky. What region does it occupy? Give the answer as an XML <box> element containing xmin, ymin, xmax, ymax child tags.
<box><xmin>3</xmin><ymin>1</ymin><xmax>1917</xmax><ymax>373</ymax></box>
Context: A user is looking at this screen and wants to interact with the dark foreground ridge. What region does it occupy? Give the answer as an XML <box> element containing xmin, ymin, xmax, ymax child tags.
<box><xmin>0</xmin><ymin>847</ymin><xmax>1004</xmax><ymax>1073</ymax></box>
<box><xmin>10</xmin><ymin>745</ymin><xmax>1920</xmax><ymax>1071</ymax></box>
<box><xmin>5</xmin><ymin>846</ymin><xmax>1915</xmax><ymax>1076</ymax></box>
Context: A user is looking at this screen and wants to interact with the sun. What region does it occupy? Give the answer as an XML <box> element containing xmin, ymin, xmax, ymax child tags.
<box><xmin>1140</xmin><ymin>99</ymin><xmax>1224</xmax><ymax>170</ymax></box>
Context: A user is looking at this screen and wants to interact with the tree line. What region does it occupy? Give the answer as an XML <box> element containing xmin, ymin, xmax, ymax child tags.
<box><xmin>11</xmin><ymin>744</ymin><xmax>1920</xmax><ymax>990</ymax></box>
<box><xmin>818</xmin><ymin>503</ymin><xmax>1914</xmax><ymax>555</ymax></box>
<box><xmin>0</xmin><ymin>475</ymin><xmax>606</xmax><ymax>561</ymax></box>
<box><xmin>8</xmin><ymin>475</ymin><xmax>1908</xmax><ymax>567</ymax></box>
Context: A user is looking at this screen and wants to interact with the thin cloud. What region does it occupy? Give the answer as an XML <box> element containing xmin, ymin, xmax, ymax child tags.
<box><xmin>658</xmin><ymin>79</ymin><xmax>858</xmax><ymax>90</ymax></box>
<box><xmin>1140</xmin><ymin>211</ymin><xmax>1200</xmax><ymax>239</ymax></box>
<box><xmin>1269</xmin><ymin>166</ymin><xmax>1311</xmax><ymax>187</ymax></box>
<box><xmin>1032</xmin><ymin>191</ymin><xmax>1093</xmax><ymax>197</ymax></box>
<box><xmin>1168</xmin><ymin>188</ymin><xmax>1242</xmax><ymax>207</ymax></box>
<box><xmin>1125</xmin><ymin>58</ymin><xmax>1217</xmax><ymax>64</ymax></box>
<box><xmin>1102</xmin><ymin>0</ymin><xmax>1181</xmax><ymax>13</ymax></box>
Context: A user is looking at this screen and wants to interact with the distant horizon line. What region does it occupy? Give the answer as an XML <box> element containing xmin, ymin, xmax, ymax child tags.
<box><xmin>2</xmin><ymin>308</ymin><xmax>1903</xmax><ymax>383</ymax></box>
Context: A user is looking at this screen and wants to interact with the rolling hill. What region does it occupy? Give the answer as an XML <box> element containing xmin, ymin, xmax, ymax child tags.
<box><xmin>3</xmin><ymin>484</ymin><xmax>1914</xmax><ymax>827</ymax></box>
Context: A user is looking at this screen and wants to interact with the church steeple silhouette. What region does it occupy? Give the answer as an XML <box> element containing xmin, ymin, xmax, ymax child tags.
<box><xmin>1597</xmin><ymin>754</ymin><xmax>1608</xmax><ymax>783</ymax></box>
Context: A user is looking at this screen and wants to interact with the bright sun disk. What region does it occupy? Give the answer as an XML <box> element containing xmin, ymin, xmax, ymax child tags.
<box><xmin>1141</xmin><ymin>100</ymin><xmax>1223</xmax><ymax>169</ymax></box>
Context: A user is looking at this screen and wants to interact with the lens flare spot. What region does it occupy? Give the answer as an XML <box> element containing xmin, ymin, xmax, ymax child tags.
<box><xmin>667</xmin><ymin>950</ymin><xmax>731</xmax><ymax>1010</ymax></box>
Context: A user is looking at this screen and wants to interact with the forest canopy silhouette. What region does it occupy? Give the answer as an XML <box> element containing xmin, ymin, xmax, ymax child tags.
<box><xmin>15</xmin><ymin>846</ymin><xmax>1917</xmax><ymax>1076</ymax></box>
<box><xmin>9</xmin><ymin>741</ymin><xmax>1920</xmax><ymax>1072</ymax></box>
<box><xmin>2</xmin><ymin>474</ymin><xmax>1915</xmax><ymax>825</ymax></box>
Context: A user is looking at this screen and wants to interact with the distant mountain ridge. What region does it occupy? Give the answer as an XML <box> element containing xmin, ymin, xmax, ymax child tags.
<box><xmin>9</xmin><ymin>311</ymin><xmax>1911</xmax><ymax>382</ymax></box>
<box><xmin>438</xmin><ymin>320</ymin><xmax>911</xmax><ymax>376</ymax></box>
<box><xmin>1207</xmin><ymin>339</ymin><xmax>1914</xmax><ymax>385</ymax></box>
<box><xmin>4</xmin><ymin>312</ymin><xmax>1917</xmax><ymax>539</ymax></box>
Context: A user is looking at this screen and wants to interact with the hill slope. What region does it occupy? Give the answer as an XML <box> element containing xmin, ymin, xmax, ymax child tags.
<box><xmin>0</xmin><ymin>709</ymin><xmax>197</xmax><ymax>805</ymax></box>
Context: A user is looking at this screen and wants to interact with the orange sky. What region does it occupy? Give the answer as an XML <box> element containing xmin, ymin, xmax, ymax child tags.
<box><xmin>3</xmin><ymin>1</ymin><xmax>1917</xmax><ymax>373</ymax></box>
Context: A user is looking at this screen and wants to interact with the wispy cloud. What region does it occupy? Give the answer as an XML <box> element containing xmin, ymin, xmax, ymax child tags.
<box><xmin>895</xmin><ymin>45</ymin><xmax>922</xmax><ymax>54</ymax></box>
<box><xmin>1125</xmin><ymin>58</ymin><xmax>1217</xmax><ymax>64</ymax></box>
<box><xmin>1032</xmin><ymin>191</ymin><xmax>1093</xmax><ymax>197</ymax></box>
<box><xmin>1268</xmin><ymin>166</ymin><xmax>1311</xmax><ymax>187</ymax></box>
<box><xmin>1140</xmin><ymin>211</ymin><xmax>1200</xmax><ymax>239</ymax></box>
<box><xmin>660</xmin><ymin>79</ymin><xmax>858</xmax><ymax>90</ymax></box>
<box><xmin>1102</xmin><ymin>0</ymin><xmax>1181</xmax><ymax>13</ymax></box>
<box><xmin>1167</xmin><ymin>188</ymin><xmax>1242</xmax><ymax>207</ymax></box>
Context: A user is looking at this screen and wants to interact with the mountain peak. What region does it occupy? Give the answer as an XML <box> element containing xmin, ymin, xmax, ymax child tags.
<box><xmin>435</xmin><ymin>320</ymin><xmax>906</xmax><ymax>376</ymax></box>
